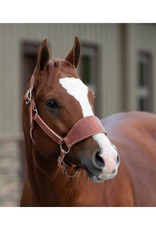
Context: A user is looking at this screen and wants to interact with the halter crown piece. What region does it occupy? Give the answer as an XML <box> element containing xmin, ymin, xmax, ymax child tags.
<box><xmin>25</xmin><ymin>74</ymin><xmax>107</xmax><ymax>177</ymax></box>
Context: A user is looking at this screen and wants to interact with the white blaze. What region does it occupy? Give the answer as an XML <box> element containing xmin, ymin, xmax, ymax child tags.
<box><xmin>59</xmin><ymin>77</ymin><xmax>93</xmax><ymax>117</ymax></box>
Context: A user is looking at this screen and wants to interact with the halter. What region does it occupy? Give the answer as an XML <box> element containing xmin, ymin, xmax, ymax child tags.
<box><xmin>24</xmin><ymin>74</ymin><xmax>107</xmax><ymax>177</ymax></box>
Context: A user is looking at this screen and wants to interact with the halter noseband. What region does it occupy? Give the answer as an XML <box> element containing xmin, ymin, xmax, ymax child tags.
<box><xmin>24</xmin><ymin>74</ymin><xmax>107</xmax><ymax>177</ymax></box>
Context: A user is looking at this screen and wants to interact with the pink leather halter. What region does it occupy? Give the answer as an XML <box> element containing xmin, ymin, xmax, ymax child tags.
<box><xmin>25</xmin><ymin>74</ymin><xmax>107</xmax><ymax>177</ymax></box>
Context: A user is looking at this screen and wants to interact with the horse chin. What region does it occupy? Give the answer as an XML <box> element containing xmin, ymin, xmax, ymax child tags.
<box><xmin>88</xmin><ymin>174</ymin><xmax>117</xmax><ymax>183</ymax></box>
<box><xmin>85</xmin><ymin>167</ymin><xmax>118</xmax><ymax>183</ymax></box>
<box><xmin>87</xmin><ymin>174</ymin><xmax>104</xmax><ymax>183</ymax></box>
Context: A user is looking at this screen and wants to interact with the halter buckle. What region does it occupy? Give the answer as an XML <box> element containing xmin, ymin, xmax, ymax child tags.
<box><xmin>65</xmin><ymin>166</ymin><xmax>81</xmax><ymax>177</ymax></box>
<box><xmin>25</xmin><ymin>89</ymin><xmax>33</xmax><ymax>105</ymax></box>
<box><xmin>33</xmin><ymin>107</ymin><xmax>38</xmax><ymax>115</ymax></box>
<box><xmin>57</xmin><ymin>145</ymin><xmax>81</xmax><ymax>177</ymax></box>
<box><xmin>58</xmin><ymin>145</ymin><xmax>70</xmax><ymax>168</ymax></box>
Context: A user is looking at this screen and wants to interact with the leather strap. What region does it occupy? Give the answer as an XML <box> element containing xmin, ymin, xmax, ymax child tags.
<box><xmin>63</xmin><ymin>116</ymin><xmax>107</xmax><ymax>148</ymax></box>
<box><xmin>33</xmin><ymin>114</ymin><xmax>63</xmax><ymax>146</ymax></box>
<box><xmin>33</xmin><ymin>114</ymin><xmax>106</xmax><ymax>148</ymax></box>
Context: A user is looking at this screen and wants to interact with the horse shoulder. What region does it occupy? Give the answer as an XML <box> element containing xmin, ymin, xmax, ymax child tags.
<box><xmin>101</xmin><ymin>111</ymin><xmax>156</xmax><ymax>206</ymax></box>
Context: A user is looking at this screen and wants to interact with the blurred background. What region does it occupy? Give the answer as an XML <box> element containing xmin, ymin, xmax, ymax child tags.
<box><xmin>0</xmin><ymin>23</ymin><xmax>156</xmax><ymax>206</ymax></box>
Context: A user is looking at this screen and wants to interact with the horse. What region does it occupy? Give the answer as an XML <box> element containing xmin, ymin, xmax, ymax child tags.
<box><xmin>20</xmin><ymin>37</ymin><xmax>156</xmax><ymax>206</ymax></box>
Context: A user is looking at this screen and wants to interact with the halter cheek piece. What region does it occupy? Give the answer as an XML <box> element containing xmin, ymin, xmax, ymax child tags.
<box><xmin>25</xmin><ymin>74</ymin><xmax>107</xmax><ymax>177</ymax></box>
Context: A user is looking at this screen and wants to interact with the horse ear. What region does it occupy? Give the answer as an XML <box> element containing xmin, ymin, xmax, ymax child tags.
<box><xmin>65</xmin><ymin>37</ymin><xmax>80</xmax><ymax>68</ymax></box>
<box><xmin>35</xmin><ymin>39</ymin><xmax>50</xmax><ymax>74</ymax></box>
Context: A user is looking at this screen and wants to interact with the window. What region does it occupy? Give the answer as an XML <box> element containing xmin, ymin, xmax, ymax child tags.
<box><xmin>21</xmin><ymin>41</ymin><xmax>39</xmax><ymax>96</ymax></box>
<box><xmin>80</xmin><ymin>46</ymin><xmax>97</xmax><ymax>91</ymax></box>
<box><xmin>136</xmin><ymin>52</ymin><xmax>153</xmax><ymax>112</ymax></box>
<box><xmin>80</xmin><ymin>44</ymin><xmax>101</xmax><ymax>116</ymax></box>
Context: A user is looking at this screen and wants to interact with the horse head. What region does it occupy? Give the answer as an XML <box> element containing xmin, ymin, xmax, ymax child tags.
<box><xmin>23</xmin><ymin>37</ymin><xmax>120</xmax><ymax>183</ymax></box>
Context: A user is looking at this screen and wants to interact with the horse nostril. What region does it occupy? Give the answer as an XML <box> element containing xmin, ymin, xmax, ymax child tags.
<box><xmin>116</xmin><ymin>154</ymin><xmax>120</xmax><ymax>165</ymax></box>
<box><xmin>94</xmin><ymin>150</ymin><xmax>105</xmax><ymax>168</ymax></box>
<box><xmin>112</xmin><ymin>169</ymin><xmax>116</xmax><ymax>174</ymax></box>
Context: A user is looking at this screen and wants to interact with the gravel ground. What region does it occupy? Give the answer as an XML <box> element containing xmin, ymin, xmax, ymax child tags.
<box><xmin>0</xmin><ymin>142</ymin><xmax>24</xmax><ymax>207</ymax></box>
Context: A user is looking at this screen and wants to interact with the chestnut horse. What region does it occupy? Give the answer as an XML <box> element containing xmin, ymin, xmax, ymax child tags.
<box><xmin>21</xmin><ymin>37</ymin><xmax>156</xmax><ymax>206</ymax></box>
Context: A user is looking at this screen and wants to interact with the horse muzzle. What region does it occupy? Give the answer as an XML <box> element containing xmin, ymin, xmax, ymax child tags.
<box><xmin>84</xmin><ymin>137</ymin><xmax>120</xmax><ymax>183</ymax></box>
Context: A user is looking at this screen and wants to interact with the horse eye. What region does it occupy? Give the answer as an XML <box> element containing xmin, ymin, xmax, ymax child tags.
<box><xmin>46</xmin><ymin>99</ymin><xmax>59</xmax><ymax>109</ymax></box>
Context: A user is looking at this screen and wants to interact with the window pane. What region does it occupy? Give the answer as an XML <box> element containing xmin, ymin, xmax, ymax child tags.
<box><xmin>138</xmin><ymin>62</ymin><xmax>146</xmax><ymax>87</ymax></box>
<box><xmin>137</xmin><ymin>52</ymin><xmax>153</xmax><ymax>112</ymax></box>
<box><xmin>81</xmin><ymin>55</ymin><xmax>91</xmax><ymax>84</ymax></box>
<box><xmin>138</xmin><ymin>97</ymin><xmax>145</xmax><ymax>111</ymax></box>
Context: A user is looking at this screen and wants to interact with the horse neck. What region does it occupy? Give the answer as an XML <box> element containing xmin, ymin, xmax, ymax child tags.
<box><xmin>24</xmin><ymin>136</ymin><xmax>86</xmax><ymax>206</ymax></box>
